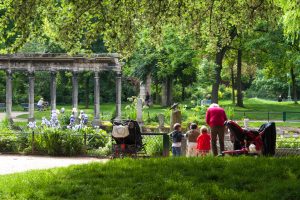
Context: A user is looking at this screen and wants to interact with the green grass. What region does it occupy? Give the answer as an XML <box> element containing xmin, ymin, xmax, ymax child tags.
<box><xmin>5</xmin><ymin>98</ymin><xmax>300</xmax><ymax>128</ymax></box>
<box><xmin>0</xmin><ymin>157</ymin><xmax>300</xmax><ymax>199</ymax></box>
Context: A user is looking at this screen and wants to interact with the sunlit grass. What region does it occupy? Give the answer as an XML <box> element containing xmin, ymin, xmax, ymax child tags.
<box><xmin>0</xmin><ymin>157</ymin><xmax>299</xmax><ymax>199</ymax></box>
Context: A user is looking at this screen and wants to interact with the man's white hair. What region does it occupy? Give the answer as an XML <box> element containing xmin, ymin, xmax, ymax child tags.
<box><xmin>209</xmin><ymin>103</ymin><xmax>220</xmax><ymax>108</ymax></box>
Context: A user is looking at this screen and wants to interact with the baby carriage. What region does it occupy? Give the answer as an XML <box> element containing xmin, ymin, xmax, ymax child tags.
<box><xmin>223</xmin><ymin>120</ymin><xmax>276</xmax><ymax>156</ymax></box>
<box><xmin>111</xmin><ymin>120</ymin><xmax>146</xmax><ymax>158</ymax></box>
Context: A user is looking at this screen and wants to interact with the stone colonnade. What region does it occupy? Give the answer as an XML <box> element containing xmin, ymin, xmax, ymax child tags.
<box><xmin>0</xmin><ymin>54</ymin><xmax>122</xmax><ymax>124</ymax></box>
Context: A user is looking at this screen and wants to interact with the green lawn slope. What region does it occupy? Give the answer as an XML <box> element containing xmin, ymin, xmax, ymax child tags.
<box><xmin>0</xmin><ymin>157</ymin><xmax>300</xmax><ymax>200</ymax></box>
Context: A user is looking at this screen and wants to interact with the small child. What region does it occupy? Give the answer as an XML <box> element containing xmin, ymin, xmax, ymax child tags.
<box><xmin>185</xmin><ymin>123</ymin><xmax>200</xmax><ymax>157</ymax></box>
<box><xmin>197</xmin><ymin>126</ymin><xmax>211</xmax><ymax>156</ymax></box>
<box><xmin>170</xmin><ymin>123</ymin><xmax>184</xmax><ymax>157</ymax></box>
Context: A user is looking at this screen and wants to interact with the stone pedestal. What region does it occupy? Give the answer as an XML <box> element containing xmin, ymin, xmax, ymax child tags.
<box><xmin>170</xmin><ymin>109</ymin><xmax>182</xmax><ymax>130</ymax></box>
<box><xmin>158</xmin><ymin>114</ymin><xmax>165</xmax><ymax>132</ymax></box>
<box><xmin>28</xmin><ymin>73</ymin><xmax>35</xmax><ymax>121</ymax></box>
<box><xmin>93</xmin><ymin>72</ymin><xmax>101</xmax><ymax>127</ymax></box>
<box><xmin>72</xmin><ymin>72</ymin><xmax>78</xmax><ymax>117</ymax></box>
<box><xmin>136</xmin><ymin>98</ymin><xmax>143</xmax><ymax>124</ymax></box>
<box><xmin>50</xmin><ymin>71</ymin><xmax>57</xmax><ymax>111</ymax></box>
<box><xmin>115</xmin><ymin>72</ymin><xmax>122</xmax><ymax>122</ymax></box>
<box><xmin>139</xmin><ymin>83</ymin><xmax>146</xmax><ymax>100</ymax></box>
<box><xmin>6</xmin><ymin>71</ymin><xmax>13</xmax><ymax>120</ymax></box>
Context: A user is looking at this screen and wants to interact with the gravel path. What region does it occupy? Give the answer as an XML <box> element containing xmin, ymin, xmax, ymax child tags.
<box><xmin>0</xmin><ymin>155</ymin><xmax>108</xmax><ymax>175</ymax></box>
<box><xmin>0</xmin><ymin>112</ymin><xmax>28</xmax><ymax>122</ymax></box>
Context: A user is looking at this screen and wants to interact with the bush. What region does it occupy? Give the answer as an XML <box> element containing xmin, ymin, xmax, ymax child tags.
<box><xmin>32</xmin><ymin>128</ymin><xmax>83</xmax><ymax>156</ymax></box>
<box><xmin>144</xmin><ymin>136</ymin><xmax>164</xmax><ymax>156</ymax></box>
<box><xmin>0</xmin><ymin>134</ymin><xmax>18</xmax><ymax>152</ymax></box>
<box><xmin>82</xmin><ymin>127</ymin><xmax>109</xmax><ymax>149</ymax></box>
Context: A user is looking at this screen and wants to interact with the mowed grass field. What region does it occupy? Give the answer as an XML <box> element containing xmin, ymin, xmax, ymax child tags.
<box><xmin>11</xmin><ymin>98</ymin><xmax>300</xmax><ymax>128</ymax></box>
<box><xmin>0</xmin><ymin>157</ymin><xmax>300</xmax><ymax>200</ymax></box>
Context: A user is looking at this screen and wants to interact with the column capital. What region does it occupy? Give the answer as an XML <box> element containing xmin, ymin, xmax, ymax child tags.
<box><xmin>116</xmin><ymin>71</ymin><xmax>122</xmax><ymax>77</ymax></box>
<box><xmin>28</xmin><ymin>71</ymin><xmax>35</xmax><ymax>77</ymax></box>
<box><xmin>50</xmin><ymin>70</ymin><xmax>57</xmax><ymax>76</ymax></box>
<box><xmin>6</xmin><ymin>69</ymin><xmax>13</xmax><ymax>76</ymax></box>
<box><xmin>72</xmin><ymin>71</ymin><xmax>79</xmax><ymax>76</ymax></box>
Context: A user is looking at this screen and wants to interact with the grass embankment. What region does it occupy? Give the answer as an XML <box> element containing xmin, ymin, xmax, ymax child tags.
<box><xmin>0</xmin><ymin>157</ymin><xmax>300</xmax><ymax>200</ymax></box>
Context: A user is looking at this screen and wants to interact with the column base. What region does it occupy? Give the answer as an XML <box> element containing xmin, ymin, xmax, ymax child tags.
<box><xmin>28</xmin><ymin>118</ymin><xmax>35</xmax><ymax>122</ymax></box>
<box><xmin>137</xmin><ymin>120</ymin><xmax>144</xmax><ymax>127</ymax></box>
<box><xmin>92</xmin><ymin>118</ymin><xmax>101</xmax><ymax>128</ymax></box>
<box><xmin>114</xmin><ymin>117</ymin><xmax>121</xmax><ymax>123</ymax></box>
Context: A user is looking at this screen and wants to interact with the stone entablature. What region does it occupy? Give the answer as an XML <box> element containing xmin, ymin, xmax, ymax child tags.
<box><xmin>0</xmin><ymin>53</ymin><xmax>121</xmax><ymax>72</ymax></box>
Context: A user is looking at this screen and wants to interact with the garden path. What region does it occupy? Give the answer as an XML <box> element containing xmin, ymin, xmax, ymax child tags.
<box><xmin>0</xmin><ymin>112</ymin><xmax>28</xmax><ymax>122</ymax></box>
<box><xmin>0</xmin><ymin>155</ymin><xmax>108</xmax><ymax>175</ymax></box>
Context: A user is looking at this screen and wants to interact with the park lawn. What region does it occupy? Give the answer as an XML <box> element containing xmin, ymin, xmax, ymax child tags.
<box><xmin>12</xmin><ymin>98</ymin><xmax>300</xmax><ymax>128</ymax></box>
<box><xmin>0</xmin><ymin>157</ymin><xmax>300</xmax><ymax>200</ymax></box>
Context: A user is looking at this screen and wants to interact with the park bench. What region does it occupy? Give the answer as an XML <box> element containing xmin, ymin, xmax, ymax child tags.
<box><xmin>200</xmin><ymin>99</ymin><xmax>211</xmax><ymax>106</ymax></box>
<box><xmin>21</xmin><ymin>103</ymin><xmax>29</xmax><ymax>111</ymax></box>
<box><xmin>0</xmin><ymin>103</ymin><xmax>5</xmax><ymax>112</ymax></box>
<box><xmin>20</xmin><ymin>103</ymin><xmax>38</xmax><ymax>111</ymax></box>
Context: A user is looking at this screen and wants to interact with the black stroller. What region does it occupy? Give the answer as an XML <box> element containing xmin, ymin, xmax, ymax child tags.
<box><xmin>223</xmin><ymin>120</ymin><xmax>276</xmax><ymax>156</ymax></box>
<box><xmin>111</xmin><ymin>120</ymin><xmax>146</xmax><ymax>158</ymax></box>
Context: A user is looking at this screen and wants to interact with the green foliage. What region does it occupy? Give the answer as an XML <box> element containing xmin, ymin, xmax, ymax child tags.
<box><xmin>144</xmin><ymin>136</ymin><xmax>163</xmax><ymax>156</ymax></box>
<box><xmin>124</xmin><ymin>96</ymin><xmax>138</xmax><ymax>120</ymax></box>
<box><xmin>277</xmin><ymin>137</ymin><xmax>300</xmax><ymax>148</ymax></box>
<box><xmin>246</xmin><ymin>70</ymin><xmax>289</xmax><ymax>99</ymax></box>
<box><xmin>31</xmin><ymin>128</ymin><xmax>83</xmax><ymax>156</ymax></box>
<box><xmin>0</xmin><ymin>134</ymin><xmax>17</xmax><ymax>152</ymax></box>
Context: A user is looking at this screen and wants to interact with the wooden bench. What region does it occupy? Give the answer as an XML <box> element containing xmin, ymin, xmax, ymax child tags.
<box><xmin>21</xmin><ymin>103</ymin><xmax>29</xmax><ymax>111</ymax></box>
<box><xmin>200</xmin><ymin>99</ymin><xmax>212</xmax><ymax>106</ymax></box>
<box><xmin>0</xmin><ymin>103</ymin><xmax>5</xmax><ymax>112</ymax></box>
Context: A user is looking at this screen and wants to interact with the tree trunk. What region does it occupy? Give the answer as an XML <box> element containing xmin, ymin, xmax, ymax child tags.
<box><xmin>85</xmin><ymin>75</ymin><xmax>90</xmax><ymax>108</ymax></box>
<box><xmin>231</xmin><ymin>65</ymin><xmax>235</xmax><ymax>105</ymax></box>
<box><xmin>161</xmin><ymin>78</ymin><xmax>173</xmax><ymax>107</ymax></box>
<box><xmin>211</xmin><ymin>47</ymin><xmax>227</xmax><ymax>103</ymax></box>
<box><xmin>236</xmin><ymin>49</ymin><xmax>244</xmax><ymax>107</ymax></box>
<box><xmin>155</xmin><ymin>83</ymin><xmax>160</xmax><ymax>104</ymax></box>
<box><xmin>211</xmin><ymin>27</ymin><xmax>237</xmax><ymax>104</ymax></box>
<box><xmin>181</xmin><ymin>83</ymin><xmax>185</xmax><ymax>101</ymax></box>
<box><xmin>291</xmin><ymin>67</ymin><xmax>298</xmax><ymax>104</ymax></box>
<box><xmin>166</xmin><ymin>77</ymin><xmax>173</xmax><ymax>106</ymax></box>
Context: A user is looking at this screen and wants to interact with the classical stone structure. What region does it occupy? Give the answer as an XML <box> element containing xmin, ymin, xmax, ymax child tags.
<box><xmin>0</xmin><ymin>53</ymin><xmax>123</xmax><ymax>124</ymax></box>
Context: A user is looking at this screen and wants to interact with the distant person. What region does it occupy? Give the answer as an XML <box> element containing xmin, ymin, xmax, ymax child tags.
<box><xmin>145</xmin><ymin>91</ymin><xmax>150</xmax><ymax>106</ymax></box>
<box><xmin>206</xmin><ymin>103</ymin><xmax>228</xmax><ymax>156</ymax></box>
<box><xmin>197</xmin><ymin>126</ymin><xmax>211</xmax><ymax>156</ymax></box>
<box><xmin>170</xmin><ymin>123</ymin><xmax>184</xmax><ymax>157</ymax></box>
<box><xmin>278</xmin><ymin>95</ymin><xmax>283</xmax><ymax>102</ymax></box>
<box><xmin>37</xmin><ymin>98</ymin><xmax>44</xmax><ymax>111</ymax></box>
<box><xmin>185</xmin><ymin>123</ymin><xmax>200</xmax><ymax>157</ymax></box>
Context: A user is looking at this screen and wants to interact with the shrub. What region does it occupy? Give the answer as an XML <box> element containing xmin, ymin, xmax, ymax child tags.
<box><xmin>0</xmin><ymin>134</ymin><xmax>18</xmax><ymax>152</ymax></box>
<box><xmin>144</xmin><ymin>136</ymin><xmax>163</xmax><ymax>156</ymax></box>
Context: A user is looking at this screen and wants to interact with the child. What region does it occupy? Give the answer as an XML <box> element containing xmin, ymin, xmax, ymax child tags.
<box><xmin>185</xmin><ymin>123</ymin><xmax>200</xmax><ymax>157</ymax></box>
<box><xmin>197</xmin><ymin>126</ymin><xmax>211</xmax><ymax>156</ymax></box>
<box><xmin>170</xmin><ymin>123</ymin><xmax>184</xmax><ymax>157</ymax></box>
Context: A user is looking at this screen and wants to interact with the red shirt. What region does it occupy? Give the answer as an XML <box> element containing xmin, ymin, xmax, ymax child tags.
<box><xmin>206</xmin><ymin>107</ymin><xmax>227</xmax><ymax>127</ymax></box>
<box><xmin>197</xmin><ymin>133</ymin><xmax>211</xmax><ymax>151</ymax></box>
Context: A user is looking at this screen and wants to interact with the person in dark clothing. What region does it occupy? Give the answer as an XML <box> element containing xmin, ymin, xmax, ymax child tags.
<box><xmin>170</xmin><ymin>123</ymin><xmax>184</xmax><ymax>156</ymax></box>
<box><xmin>145</xmin><ymin>91</ymin><xmax>150</xmax><ymax>106</ymax></box>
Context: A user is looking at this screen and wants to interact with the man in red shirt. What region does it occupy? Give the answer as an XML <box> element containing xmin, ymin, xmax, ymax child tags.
<box><xmin>206</xmin><ymin>103</ymin><xmax>227</xmax><ymax>156</ymax></box>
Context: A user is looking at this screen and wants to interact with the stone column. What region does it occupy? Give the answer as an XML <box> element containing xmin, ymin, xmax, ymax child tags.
<box><xmin>72</xmin><ymin>71</ymin><xmax>78</xmax><ymax>116</ymax></box>
<box><xmin>139</xmin><ymin>82</ymin><xmax>146</xmax><ymax>100</ymax></box>
<box><xmin>93</xmin><ymin>71</ymin><xmax>101</xmax><ymax>126</ymax></box>
<box><xmin>115</xmin><ymin>72</ymin><xmax>122</xmax><ymax>122</ymax></box>
<box><xmin>50</xmin><ymin>71</ymin><xmax>57</xmax><ymax>111</ymax></box>
<box><xmin>5</xmin><ymin>70</ymin><xmax>13</xmax><ymax>120</ymax></box>
<box><xmin>136</xmin><ymin>98</ymin><xmax>143</xmax><ymax>124</ymax></box>
<box><xmin>28</xmin><ymin>72</ymin><xmax>35</xmax><ymax>121</ymax></box>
